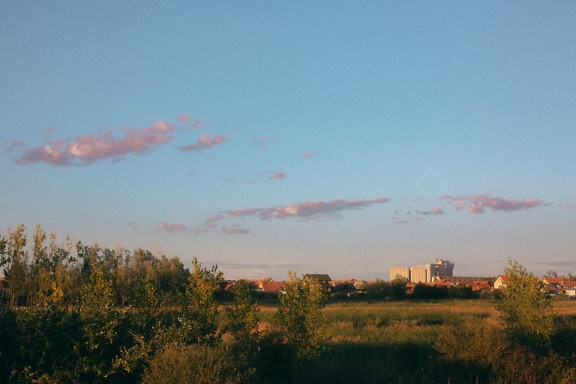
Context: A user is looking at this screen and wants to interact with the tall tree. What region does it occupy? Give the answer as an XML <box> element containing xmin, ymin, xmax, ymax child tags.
<box><xmin>2</xmin><ymin>225</ymin><xmax>29</xmax><ymax>306</ymax></box>
<box><xmin>497</xmin><ymin>260</ymin><xmax>555</xmax><ymax>346</ymax></box>
<box><xmin>180</xmin><ymin>258</ymin><xmax>222</xmax><ymax>345</ymax></box>
<box><xmin>79</xmin><ymin>263</ymin><xmax>120</xmax><ymax>380</ymax></box>
<box><xmin>276</xmin><ymin>272</ymin><xmax>326</xmax><ymax>363</ymax></box>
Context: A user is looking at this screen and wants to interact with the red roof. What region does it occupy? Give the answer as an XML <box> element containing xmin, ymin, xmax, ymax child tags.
<box><xmin>261</xmin><ymin>281</ymin><xmax>284</xmax><ymax>292</ymax></box>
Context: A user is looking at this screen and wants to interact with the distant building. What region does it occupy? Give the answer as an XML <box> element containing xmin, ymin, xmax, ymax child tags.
<box><xmin>493</xmin><ymin>275</ymin><xmax>509</xmax><ymax>290</ymax></box>
<box><xmin>305</xmin><ymin>274</ymin><xmax>332</xmax><ymax>293</ymax></box>
<box><xmin>390</xmin><ymin>259</ymin><xmax>454</xmax><ymax>283</ymax></box>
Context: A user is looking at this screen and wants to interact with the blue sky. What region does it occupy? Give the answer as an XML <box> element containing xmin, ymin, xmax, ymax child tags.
<box><xmin>1</xmin><ymin>1</ymin><xmax>575</xmax><ymax>280</ymax></box>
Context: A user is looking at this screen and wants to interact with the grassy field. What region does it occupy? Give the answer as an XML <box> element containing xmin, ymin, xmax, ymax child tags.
<box><xmin>256</xmin><ymin>299</ymin><xmax>576</xmax><ymax>383</ymax></box>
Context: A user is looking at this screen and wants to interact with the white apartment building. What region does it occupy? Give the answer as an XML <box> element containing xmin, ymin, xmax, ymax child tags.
<box><xmin>390</xmin><ymin>259</ymin><xmax>454</xmax><ymax>283</ymax></box>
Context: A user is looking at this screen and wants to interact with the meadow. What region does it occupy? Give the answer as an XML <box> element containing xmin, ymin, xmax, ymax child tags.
<box><xmin>258</xmin><ymin>299</ymin><xmax>576</xmax><ymax>384</ymax></box>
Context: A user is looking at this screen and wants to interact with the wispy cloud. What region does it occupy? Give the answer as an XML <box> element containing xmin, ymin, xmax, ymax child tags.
<box><xmin>224</xmin><ymin>197</ymin><xmax>389</xmax><ymax>222</ymax></box>
<box><xmin>9</xmin><ymin>116</ymin><xmax>203</xmax><ymax>166</ymax></box>
<box><xmin>255</xmin><ymin>135</ymin><xmax>273</xmax><ymax>150</ymax></box>
<box><xmin>157</xmin><ymin>221</ymin><xmax>187</xmax><ymax>232</ymax></box>
<box><xmin>194</xmin><ymin>214</ymin><xmax>226</xmax><ymax>233</ymax></box>
<box><xmin>179</xmin><ymin>133</ymin><xmax>228</xmax><ymax>152</ymax></box>
<box><xmin>416</xmin><ymin>207</ymin><xmax>445</xmax><ymax>216</ymax></box>
<box><xmin>259</xmin><ymin>170</ymin><xmax>286</xmax><ymax>180</ymax></box>
<box><xmin>221</xmin><ymin>225</ymin><xmax>251</xmax><ymax>234</ymax></box>
<box><xmin>439</xmin><ymin>193</ymin><xmax>544</xmax><ymax>214</ymax></box>
<box><xmin>194</xmin><ymin>196</ymin><xmax>389</xmax><ymax>235</ymax></box>
<box><xmin>176</xmin><ymin>113</ymin><xmax>203</xmax><ymax>129</ymax></box>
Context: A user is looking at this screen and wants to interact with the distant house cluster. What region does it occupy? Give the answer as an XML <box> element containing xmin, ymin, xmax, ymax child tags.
<box><xmin>427</xmin><ymin>276</ymin><xmax>493</xmax><ymax>293</ymax></box>
<box><xmin>494</xmin><ymin>275</ymin><xmax>576</xmax><ymax>298</ymax></box>
<box><xmin>390</xmin><ymin>259</ymin><xmax>455</xmax><ymax>283</ymax></box>
<box><xmin>228</xmin><ymin>274</ymin><xmax>367</xmax><ymax>299</ymax></box>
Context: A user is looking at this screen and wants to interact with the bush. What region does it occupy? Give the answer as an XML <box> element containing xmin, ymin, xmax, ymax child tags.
<box><xmin>276</xmin><ymin>272</ymin><xmax>326</xmax><ymax>364</ymax></box>
<box><xmin>142</xmin><ymin>343</ymin><xmax>243</xmax><ymax>384</ymax></box>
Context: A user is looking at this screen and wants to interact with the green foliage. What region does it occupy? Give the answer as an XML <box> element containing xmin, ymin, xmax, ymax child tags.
<box><xmin>0</xmin><ymin>307</ymin><xmax>18</xmax><ymax>382</ymax></box>
<box><xmin>2</xmin><ymin>224</ymin><xmax>29</xmax><ymax>306</ymax></box>
<box><xmin>434</xmin><ymin>318</ymin><xmax>507</xmax><ymax>382</ymax></box>
<box><xmin>365</xmin><ymin>278</ymin><xmax>407</xmax><ymax>300</ymax></box>
<box><xmin>497</xmin><ymin>260</ymin><xmax>555</xmax><ymax>345</ymax></box>
<box><xmin>180</xmin><ymin>258</ymin><xmax>222</xmax><ymax>344</ymax></box>
<box><xmin>276</xmin><ymin>272</ymin><xmax>326</xmax><ymax>363</ymax></box>
<box><xmin>2</xmin><ymin>226</ymin><xmax>575</xmax><ymax>383</ymax></box>
<box><xmin>11</xmin><ymin>307</ymin><xmax>83</xmax><ymax>382</ymax></box>
<box><xmin>78</xmin><ymin>263</ymin><xmax>121</xmax><ymax>380</ymax></box>
<box><xmin>223</xmin><ymin>279</ymin><xmax>260</xmax><ymax>354</ymax></box>
<box><xmin>142</xmin><ymin>343</ymin><xmax>243</xmax><ymax>384</ymax></box>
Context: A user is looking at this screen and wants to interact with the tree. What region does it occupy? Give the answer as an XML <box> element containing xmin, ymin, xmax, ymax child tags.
<box><xmin>544</xmin><ymin>270</ymin><xmax>558</xmax><ymax>278</ymax></box>
<box><xmin>2</xmin><ymin>225</ymin><xmax>29</xmax><ymax>306</ymax></box>
<box><xmin>497</xmin><ymin>260</ymin><xmax>555</xmax><ymax>346</ymax></box>
<box><xmin>180</xmin><ymin>258</ymin><xmax>222</xmax><ymax>345</ymax></box>
<box><xmin>78</xmin><ymin>263</ymin><xmax>120</xmax><ymax>380</ymax></box>
<box><xmin>223</xmin><ymin>279</ymin><xmax>259</xmax><ymax>378</ymax></box>
<box><xmin>276</xmin><ymin>272</ymin><xmax>326</xmax><ymax>363</ymax></box>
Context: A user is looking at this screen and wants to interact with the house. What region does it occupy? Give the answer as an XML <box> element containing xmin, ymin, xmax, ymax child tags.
<box><xmin>305</xmin><ymin>274</ymin><xmax>332</xmax><ymax>293</ymax></box>
<box><xmin>431</xmin><ymin>279</ymin><xmax>455</xmax><ymax>288</ymax></box>
<box><xmin>541</xmin><ymin>278</ymin><xmax>576</xmax><ymax>297</ymax></box>
<box><xmin>251</xmin><ymin>278</ymin><xmax>285</xmax><ymax>297</ymax></box>
<box><xmin>542</xmin><ymin>277</ymin><xmax>564</xmax><ymax>296</ymax></box>
<box><xmin>261</xmin><ymin>280</ymin><xmax>285</xmax><ymax>294</ymax></box>
<box><xmin>493</xmin><ymin>275</ymin><xmax>509</xmax><ymax>289</ymax></box>
<box><xmin>563</xmin><ymin>281</ymin><xmax>576</xmax><ymax>299</ymax></box>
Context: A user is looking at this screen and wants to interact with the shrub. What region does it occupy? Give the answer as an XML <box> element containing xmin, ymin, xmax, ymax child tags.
<box><xmin>141</xmin><ymin>343</ymin><xmax>242</xmax><ymax>384</ymax></box>
<box><xmin>276</xmin><ymin>272</ymin><xmax>326</xmax><ymax>364</ymax></box>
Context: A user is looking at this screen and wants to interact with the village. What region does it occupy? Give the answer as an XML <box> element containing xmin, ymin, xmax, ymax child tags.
<box><xmin>221</xmin><ymin>259</ymin><xmax>576</xmax><ymax>300</ymax></box>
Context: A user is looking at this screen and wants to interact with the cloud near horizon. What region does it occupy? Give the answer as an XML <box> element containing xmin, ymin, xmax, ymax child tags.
<box><xmin>193</xmin><ymin>196</ymin><xmax>389</xmax><ymax>235</ymax></box>
<box><xmin>439</xmin><ymin>193</ymin><xmax>544</xmax><ymax>214</ymax></box>
<box><xmin>224</xmin><ymin>197</ymin><xmax>389</xmax><ymax>222</ymax></box>
<box><xmin>10</xmin><ymin>116</ymin><xmax>205</xmax><ymax>166</ymax></box>
<box><xmin>221</xmin><ymin>225</ymin><xmax>251</xmax><ymax>234</ymax></box>
<box><xmin>417</xmin><ymin>207</ymin><xmax>445</xmax><ymax>216</ymax></box>
<box><xmin>157</xmin><ymin>221</ymin><xmax>187</xmax><ymax>232</ymax></box>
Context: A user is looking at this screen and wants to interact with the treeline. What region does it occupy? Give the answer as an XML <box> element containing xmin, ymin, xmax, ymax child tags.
<box><xmin>0</xmin><ymin>224</ymin><xmax>189</xmax><ymax>308</ymax></box>
<box><xmin>0</xmin><ymin>225</ymin><xmax>326</xmax><ymax>383</ymax></box>
<box><xmin>363</xmin><ymin>279</ymin><xmax>482</xmax><ymax>301</ymax></box>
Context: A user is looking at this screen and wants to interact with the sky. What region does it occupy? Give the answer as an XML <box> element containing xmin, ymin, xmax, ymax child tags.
<box><xmin>1</xmin><ymin>1</ymin><xmax>575</xmax><ymax>281</ymax></box>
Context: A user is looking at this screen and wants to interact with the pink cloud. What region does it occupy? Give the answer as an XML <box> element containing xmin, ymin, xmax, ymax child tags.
<box><xmin>417</xmin><ymin>207</ymin><xmax>445</xmax><ymax>216</ymax></box>
<box><xmin>204</xmin><ymin>214</ymin><xmax>225</xmax><ymax>227</ymax></box>
<box><xmin>221</xmin><ymin>226</ymin><xmax>251</xmax><ymax>235</ymax></box>
<box><xmin>193</xmin><ymin>214</ymin><xmax>226</xmax><ymax>234</ymax></box>
<box><xmin>223</xmin><ymin>197</ymin><xmax>389</xmax><ymax>222</ymax></box>
<box><xmin>179</xmin><ymin>133</ymin><xmax>228</xmax><ymax>152</ymax></box>
<box><xmin>176</xmin><ymin>113</ymin><xmax>190</xmax><ymax>122</ymax></box>
<box><xmin>439</xmin><ymin>193</ymin><xmax>544</xmax><ymax>214</ymax></box>
<box><xmin>270</xmin><ymin>172</ymin><xmax>286</xmax><ymax>180</ymax></box>
<box><xmin>176</xmin><ymin>113</ymin><xmax>203</xmax><ymax>129</ymax></box>
<box><xmin>195</xmin><ymin>196</ymin><xmax>389</xmax><ymax>234</ymax></box>
<box><xmin>157</xmin><ymin>221</ymin><xmax>187</xmax><ymax>232</ymax></box>
<box><xmin>225</xmin><ymin>208</ymin><xmax>264</xmax><ymax>217</ymax></box>
<box><xmin>255</xmin><ymin>135</ymin><xmax>273</xmax><ymax>150</ymax></box>
<box><xmin>259</xmin><ymin>170</ymin><xmax>286</xmax><ymax>180</ymax></box>
<box><xmin>302</xmin><ymin>151</ymin><xmax>318</xmax><ymax>159</ymax></box>
<box><xmin>10</xmin><ymin>116</ymin><xmax>194</xmax><ymax>166</ymax></box>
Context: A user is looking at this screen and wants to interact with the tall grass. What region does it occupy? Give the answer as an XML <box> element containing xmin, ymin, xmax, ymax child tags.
<box><xmin>255</xmin><ymin>299</ymin><xmax>576</xmax><ymax>383</ymax></box>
